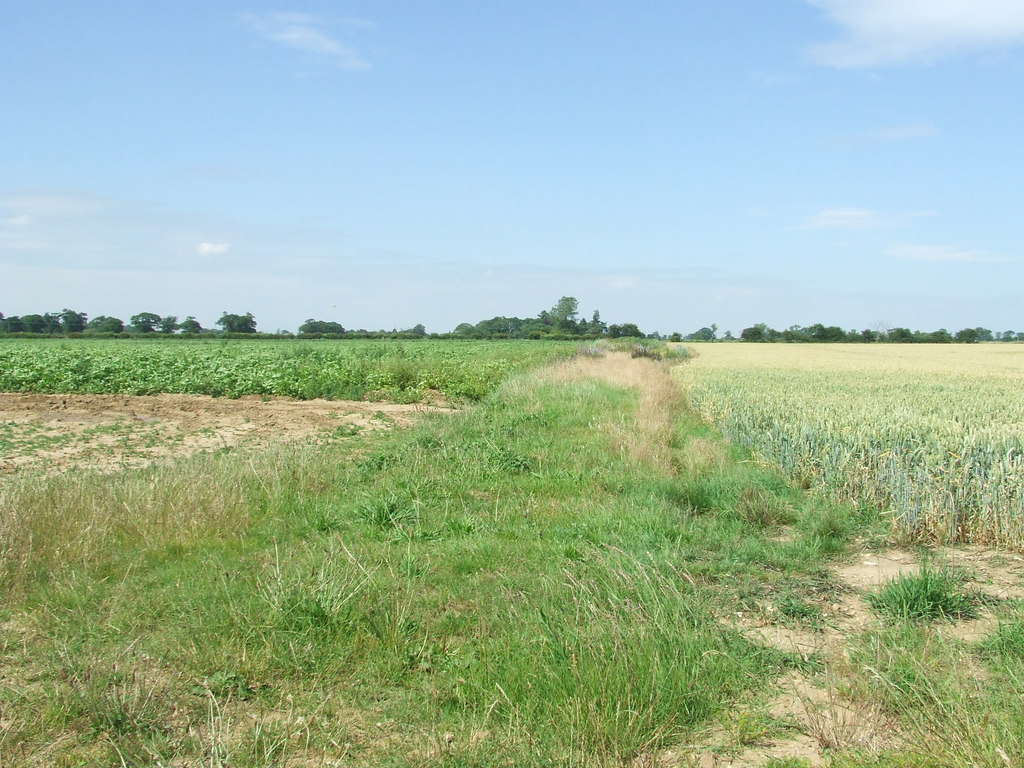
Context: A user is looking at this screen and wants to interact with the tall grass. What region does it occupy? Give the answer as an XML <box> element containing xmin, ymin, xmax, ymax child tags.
<box><xmin>0</xmin><ymin>354</ymin><xmax>846</xmax><ymax>766</ymax></box>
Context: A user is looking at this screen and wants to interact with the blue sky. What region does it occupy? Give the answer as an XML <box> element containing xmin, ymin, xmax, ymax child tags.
<box><xmin>2</xmin><ymin>1</ymin><xmax>1023</xmax><ymax>335</ymax></box>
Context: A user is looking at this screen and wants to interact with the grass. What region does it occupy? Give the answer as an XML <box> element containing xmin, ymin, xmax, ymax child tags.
<box><xmin>0</xmin><ymin>352</ymin><xmax>859</xmax><ymax>766</ymax></box>
<box><xmin>865</xmin><ymin>563</ymin><xmax>981</xmax><ymax>622</ymax></box>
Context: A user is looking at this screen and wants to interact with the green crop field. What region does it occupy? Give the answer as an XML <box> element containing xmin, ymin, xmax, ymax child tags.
<box><xmin>675</xmin><ymin>343</ymin><xmax>1024</xmax><ymax>547</ymax></box>
<box><xmin>0</xmin><ymin>339</ymin><xmax>574</xmax><ymax>402</ymax></box>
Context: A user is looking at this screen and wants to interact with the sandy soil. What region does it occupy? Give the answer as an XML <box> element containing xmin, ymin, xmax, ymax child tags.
<box><xmin>686</xmin><ymin>544</ymin><xmax>1024</xmax><ymax>767</ymax></box>
<box><xmin>0</xmin><ymin>392</ymin><xmax>453</xmax><ymax>475</ymax></box>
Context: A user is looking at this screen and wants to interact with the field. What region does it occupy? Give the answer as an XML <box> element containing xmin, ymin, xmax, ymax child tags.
<box><xmin>1</xmin><ymin>341</ymin><xmax>1023</xmax><ymax>767</ymax></box>
<box><xmin>675</xmin><ymin>343</ymin><xmax>1024</xmax><ymax>548</ymax></box>
<box><xmin>0</xmin><ymin>339</ymin><xmax>573</xmax><ymax>402</ymax></box>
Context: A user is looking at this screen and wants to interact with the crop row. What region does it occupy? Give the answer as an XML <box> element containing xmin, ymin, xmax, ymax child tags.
<box><xmin>675</xmin><ymin>345</ymin><xmax>1024</xmax><ymax>547</ymax></box>
<box><xmin>0</xmin><ymin>340</ymin><xmax>575</xmax><ymax>402</ymax></box>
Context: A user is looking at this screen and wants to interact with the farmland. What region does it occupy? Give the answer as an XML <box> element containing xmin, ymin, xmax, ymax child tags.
<box><xmin>0</xmin><ymin>339</ymin><xmax>574</xmax><ymax>402</ymax></box>
<box><xmin>676</xmin><ymin>343</ymin><xmax>1024</xmax><ymax>548</ymax></box>
<box><xmin>1</xmin><ymin>341</ymin><xmax>1023</xmax><ymax>766</ymax></box>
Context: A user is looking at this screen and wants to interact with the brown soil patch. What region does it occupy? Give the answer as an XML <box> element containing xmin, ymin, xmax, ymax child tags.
<box><xmin>0</xmin><ymin>392</ymin><xmax>453</xmax><ymax>476</ymax></box>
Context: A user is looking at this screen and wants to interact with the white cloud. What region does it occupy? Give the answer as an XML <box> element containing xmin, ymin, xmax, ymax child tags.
<box><xmin>800</xmin><ymin>207</ymin><xmax>934</xmax><ymax>230</ymax></box>
<box><xmin>242</xmin><ymin>12</ymin><xmax>372</xmax><ymax>70</ymax></box>
<box><xmin>0</xmin><ymin>192</ymin><xmax>111</xmax><ymax>217</ymax></box>
<box><xmin>197</xmin><ymin>242</ymin><xmax>231</xmax><ymax>255</ymax></box>
<box><xmin>1</xmin><ymin>214</ymin><xmax>35</xmax><ymax>227</ymax></box>
<box><xmin>892</xmin><ymin>244</ymin><xmax>1008</xmax><ymax>263</ymax></box>
<box><xmin>806</xmin><ymin>0</ymin><xmax>1024</xmax><ymax>68</ymax></box>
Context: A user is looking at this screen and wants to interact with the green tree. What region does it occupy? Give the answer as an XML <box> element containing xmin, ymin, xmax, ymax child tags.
<box><xmin>1</xmin><ymin>315</ymin><xmax>25</xmax><ymax>333</ymax></box>
<box><xmin>20</xmin><ymin>314</ymin><xmax>46</xmax><ymax>333</ymax></box>
<box><xmin>87</xmin><ymin>316</ymin><xmax>125</xmax><ymax>334</ymax></box>
<box><xmin>217</xmin><ymin>312</ymin><xmax>257</xmax><ymax>334</ymax></box>
<box><xmin>298</xmin><ymin>319</ymin><xmax>345</xmax><ymax>335</ymax></box>
<box><xmin>608</xmin><ymin>322</ymin><xmax>642</xmax><ymax>338</ymax></box>
<box><xmin>549</xmin><ymin>296</ymin><xmax>580</xmax><ymax>332</ymax></box>
<box><xmin>158</xmin><ymin>315</ymin><xmax>179</xmax><ymax>334</ymax></box>
<box><xmin>130</xmin><ymin>312</ymin><xmax>161</xmax><ymax>333</ymax></box>
<box><xmin>687</xmin><ymin>327</ymin><xmax>716</xmax><ymax>341</ymax></box>
<box><xmin>740</xmin><ymin>323</ymin><xmax>769</xmax><ymax>342</ymax></box>
<box><xmin>954</xmin><ymin>328</ymin><xmax>980</xmax><ymax>343</ymax></box>
<box><xmin>59</xmin><ymin>308</ymin><xmax>87</xmax><ymax>333</ymax></box>
<box><xmin>179</xmin><ymin>316</ymin><xmax>203</xmax><ymax>334</ymax></box>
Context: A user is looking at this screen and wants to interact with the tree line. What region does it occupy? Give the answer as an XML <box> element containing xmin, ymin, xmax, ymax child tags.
<box><xmin>0</xmin><ymin>310</ymin><xmax>258</xmax><ymax>336</ymax></box>
<box><xmin>734</xmin><ymin>323</ymin><xmax>1023</xmax><ymax>344</ymax></box>
<box><xmin>0</xmin><ymin>304</ymin><xmax>1018</xmax><ymax>343</ymax></box>
<box><xmin>0</xmin><ymin>298</ymin><xmax>647</xmax><ymax>340</ymax></box>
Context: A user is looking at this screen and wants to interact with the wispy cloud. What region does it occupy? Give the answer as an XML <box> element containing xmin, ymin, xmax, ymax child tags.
<box><xmin>800</xmin><ymin>207</ymin><xmax>934</xmax><ymax>230</ymax></box>
<box><xmin>242</xmin><ymin>12</ymin><xmax>373</xmax><ymax>70</ymax></box>
<box><xmin>806</xmin><ymin>0</ymin><xmax>1024</xmax><ymax>68</ymax></box>
<box><xmin>1</xmin><ymin>213</ymin><xmax>35</xmax><ymax>227</ymax></box>
<box><xmin>892</xmin><ymin>244</ymin><xmax>1009</xmax><ymax>263</ymax></box>
<box><xmin>197</xmin><ymin>242</ymin><xmax>230</xmax><ymax>255</ymax></box>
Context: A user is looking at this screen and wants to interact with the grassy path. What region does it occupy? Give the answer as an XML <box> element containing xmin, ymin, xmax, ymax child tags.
<box><xmin>1</xmin><ymin>352</ymin><xmax>1021</xmax><ymax>766</ymax></box>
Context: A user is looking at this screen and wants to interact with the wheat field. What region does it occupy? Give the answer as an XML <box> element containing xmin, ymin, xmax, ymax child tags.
<box><xmin>675</xmin><ymin>344</ymin><xmax>1024</xmax><ymax>547</ymax></box>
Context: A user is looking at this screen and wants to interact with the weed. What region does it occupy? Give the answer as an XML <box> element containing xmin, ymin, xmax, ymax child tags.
<box><xmin>357</xmin><ymin>491</ymin><xmax>418</xmax><ymax>529</ymax></box>
<box><xmin>865</xmin><ymin>563</ymin><xmax>979</xmax><ymax>622</ymax></box>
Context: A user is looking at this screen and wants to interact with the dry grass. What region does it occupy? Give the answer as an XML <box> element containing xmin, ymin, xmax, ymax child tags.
<box><xmin>0</xmin><ymin>443</ymin><xmax>325</xmax><ymax>597</ymax></box>
<box><xmin>541</xmin><ymin>353</ymin><xmax>681</xmax><ymax>473</ymax></box>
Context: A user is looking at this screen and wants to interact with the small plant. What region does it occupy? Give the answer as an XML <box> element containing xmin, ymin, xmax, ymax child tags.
<box><xmin>358</xmin><ymin>491</ymin><xmax>418</xmax><ymax>529</ymax></box>
<box><xmin>776</xmin><ymin>593</ymin><xmax>822</xmax><ymax>626</ymax></box>
<box><xmin>865</xmin><ymin>563</ymin><xmax>979</xmax><ymax>622</ymax></box>
<box><xmin>630</xmin><ymin>344</ymin><xmax>662</xmax><ymax>360</ymax></box>
<box><xmin>979</xmin><ymin>619</ymin><xmax>1024</xmax><ymax>660</ymax></box>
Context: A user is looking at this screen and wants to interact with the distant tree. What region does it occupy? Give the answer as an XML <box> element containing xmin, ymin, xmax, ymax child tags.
<box><xmin>217</xmin><ymin>312</ymin><xmax>257</xmax><ymax>334</ymax></box>
<box><xmin>549</xmin><ymin>296</ymin><xmax>580</xmax><ymax>332</ymax></box>
<box><xmin>588</xmin><ymin>310</ymin><xmax>607</xmax><ymax>336</ymax></box>
<box><xmin>740</xmin><ymin>323</ymin><xmax>769</xmax><ymax>342</ymax></box>
<box><xmin>922</xmin><ymin>329</ymin><xmax>952</xmax><ymax>343</ymax></box>
<box><xmin>808</xmin><ymin>324</ymin><xmax>847</xmax><ymax>343</ymax></box>
<box><xmin>974</xmin><ymin>327</ymin><xmax>994</xmax><ymax>342</ymax></box>
<box><xmin>87</xmin><ymin>316</ymin><xmax>125</xmax><ymax>334</ymax></box>
<box><xmin>130</xmin><ymin>312</ymin><xmax>161</xmax><ymax>333</ymax></box>
<box><xmin>42</xmin><ymin>313</ymin><xmax>62</xmax><ymax>334</ymax></box>
<box><xmin>687</xmin><ymin>327</ymin><xmax>716</xmax><ymax>341</ymax></box>
<box><xmin>59</xmin><ymin>308</ymin><xmax>87</xmax><ymax>334</ymax></box>
<box><xmin>723</xmin><ymin>330</ymin><xmax>735</xmax><ymax>340</ymax></box>
<box><xmin>954</xmin><ymin>328</ymin><xmax>980</xmax><ymax>343</ymax></box>
<box><xmin>20</xmin><ymin>314</ymin><xmax>46</xmax><ymax>333</ymax></box>
<box><xmin>886</xmin><ymin>327</ymin><xmax>914</xmax><ymax>343</ymax></box>
<box><xmin>298</xmin><ymin>319</ymin><xmax>345</xmax><ymax>335</ymax></box>
<box><xmin>1</xmin><ymin>315</ymin><xmax>25</xmax><ymax>333</ymax></box>
<box><xmin>453</xmin><ymin>322</ymin><xmax>477</xmax><ymax>338</ymax></box>
<box><xmin>158</xmin><ymin>315</ymin><xmax>179</xmax><ymax>334</ymax></box>
<box><xmin>406</xmin><ymin>323</ymin><xmax>427</xmax><ymax>336</ymax></box>
<box><xmin>859</xmin><ymin>329</ymin><xmax>879</xmax><ymax>342</ymax></box>
<box><xmin>668</xmin><ymin>332</ymin><xmax>683</xmax><ymax>342</ymax></box>
<box><xmin>179</xmin><ymin>316</ymin><xmax>203</xmax><ymax>334</ymax></box>
<box><xmin>782</xmin><ymin>326</ymin><xmax>808</xmax><ymax>343</ymax></box>
<box><xmin>608</xmin><ymin>322</ymin><xmax>642</xmax><ymax>338</ymax></box>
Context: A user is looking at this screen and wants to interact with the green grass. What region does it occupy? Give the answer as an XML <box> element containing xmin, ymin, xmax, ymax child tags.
<box><xmin>0</xmin><ymin>355</ymin><xmax>857</xmax><ymax>766</ymax></box>
<box><xmin>864</xmin><ymin>563</ymin><xmax>981</xmax><ymax>622</ymax></box>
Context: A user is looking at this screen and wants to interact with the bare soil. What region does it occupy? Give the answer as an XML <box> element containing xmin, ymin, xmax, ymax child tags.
<box><xmin>0</xmin><ymin>392</ymin><xmax>453</xmax><ymax>475</ymax></box>
<box><xmin>689</xmin><ymin>544</ymin><xmax>1024</xmax><ymax>766</ymax></box>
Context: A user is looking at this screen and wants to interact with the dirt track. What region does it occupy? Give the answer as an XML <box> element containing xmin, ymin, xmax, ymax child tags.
<box><xmin>0</xmin><ymin>393</ymin><xmax>452</xmax><ymax>475</ymax></box>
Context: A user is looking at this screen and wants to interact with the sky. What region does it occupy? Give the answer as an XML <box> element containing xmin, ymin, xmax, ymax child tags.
<box><xmin>2</xmin><ymin>1</ymin><xmax>1023</xmax><ymax>335</ymax></box>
